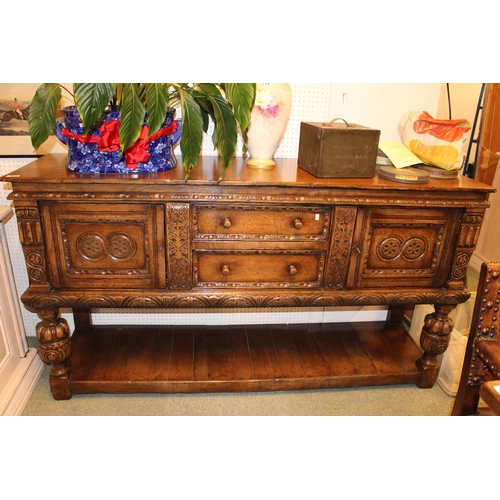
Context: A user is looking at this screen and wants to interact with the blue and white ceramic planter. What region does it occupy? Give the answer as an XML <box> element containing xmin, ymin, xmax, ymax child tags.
<box><xmin>55</xmin><ymin>106</ymin><xmax>182</xmax><ymax>174</ymax></box>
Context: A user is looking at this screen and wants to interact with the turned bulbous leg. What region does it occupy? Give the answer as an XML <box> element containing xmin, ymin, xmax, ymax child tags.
<box><xmin>416</xmin><ymin>303</ymin><xmax>456</xmax><ymax>388</ymax></box>
<box><xmin>36</xmin><ymin>308</ymin><xmax>72</xmax><ymax>400</ymax></box>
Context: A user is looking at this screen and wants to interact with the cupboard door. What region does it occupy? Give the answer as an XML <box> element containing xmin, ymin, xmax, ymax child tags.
<box><xmin>40</xmin><ymin>202</ymin><xmax>166</xmax><ymax>289</ymax></box>
<box><xmin>347</xmin><ymin>207</ymin><xmax>461</xmax><ymax>288</ymax></box>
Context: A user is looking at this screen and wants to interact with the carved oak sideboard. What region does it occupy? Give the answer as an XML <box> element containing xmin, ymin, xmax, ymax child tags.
<box><xmin>1</xmin><ymin>155</ymin><xmax>494</xmax><ymax>400</ymax></box>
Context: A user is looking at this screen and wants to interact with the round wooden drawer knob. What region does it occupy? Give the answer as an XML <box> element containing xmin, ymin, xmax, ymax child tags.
<box><xmin>222</xmin><ymin>217</ymin><xmax>232</xmax><ymax>229</ymax></box>
<box><xmin>221</xmin><ymin>265</ymin><xmax>230</xmax><ymax>276</ymax></box>
<box><xmin>288</xmin><ymin>264</ymin><xmax>298</xmax><ymax>276</ymax></box>
<box><xmin>293</xmin><ymin>218</ymin><xmax>303</xmax><ymax>229</ymax></box>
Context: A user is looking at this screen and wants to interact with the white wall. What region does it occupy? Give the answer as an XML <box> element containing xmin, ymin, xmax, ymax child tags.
<box><xmin>327</xmin><ymin>83</ymin><xmax>442</xmax><ymax>141</ymax></box>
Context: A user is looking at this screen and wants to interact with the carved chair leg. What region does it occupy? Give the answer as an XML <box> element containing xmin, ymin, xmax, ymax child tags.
<box><xmin>416</xmin><ymin>303</ymin><xmax>456</xmax><ymax>388</ymax></box>
<box><xmin>36</xmin><ymin>308</ymin><xmax>73</xmax><ymax>400</ymax></box>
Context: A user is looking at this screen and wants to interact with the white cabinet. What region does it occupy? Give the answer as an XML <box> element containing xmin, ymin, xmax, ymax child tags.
<box><xmin>0</xmin><ymin>205</ymin><xmax>43</xmax><ymax>416</ymax></box>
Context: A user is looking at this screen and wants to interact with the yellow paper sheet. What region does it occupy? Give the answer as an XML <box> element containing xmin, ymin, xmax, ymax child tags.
<box><xmin>379</xmin><ymin>141</ymin><xmax>425</xmax><ymax>169</ymax></box>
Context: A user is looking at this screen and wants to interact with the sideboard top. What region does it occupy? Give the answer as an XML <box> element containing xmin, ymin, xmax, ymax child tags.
<box><xmin>1</xmin><ymin>154</ymin><xmax>495</xmax><ymax>195</ymax></box>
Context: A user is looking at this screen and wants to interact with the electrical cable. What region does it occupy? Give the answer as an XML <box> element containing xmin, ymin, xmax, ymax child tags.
<box><xmin>446</xmin><ymin>83</ymin><xmax>452</xmax><ymax>119</ymax></box>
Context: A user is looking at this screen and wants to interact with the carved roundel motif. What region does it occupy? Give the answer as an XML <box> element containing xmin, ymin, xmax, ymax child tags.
<box><xmin>377</xmin><ymin>235</ymin><xmax>404</xmax><ymax>261</ymax></box>
<box><xmin>401</xmin><ymin>236</ymin><xmax>427</xmax><ymax>261</ymax></box>
<box><xmin>377</xmin><ymin>234</ymin><xmax>428</xmax><ymax>262</ymax></box>
<box><xmin>77</xmin><ymin>232</ymin><xmax>107</xmax><ymax>261</ymax></box>
<box><xmin>77</xmin><ymin>232</ymin><xmax>137</xmax><ymax>262</ymax></box>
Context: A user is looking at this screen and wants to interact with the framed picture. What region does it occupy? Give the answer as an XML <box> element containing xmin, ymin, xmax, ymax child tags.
<box><xmin>0</xmin><ymin>83</ymin><xmax>70</xmax><ymax>156</ymax></box>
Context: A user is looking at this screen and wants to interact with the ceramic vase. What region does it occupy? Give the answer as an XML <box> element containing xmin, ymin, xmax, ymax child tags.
<box><xmin>55</xmin><ymin>106</ymin><xmax>182</xmax><ymax>174</ymax></box>
<box><xmin>246</xmin><ymin>83</ymin><xmax>292</xmax><ymax>169</ymax></box>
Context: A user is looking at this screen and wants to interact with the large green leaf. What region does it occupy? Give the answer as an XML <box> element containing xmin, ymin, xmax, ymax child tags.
<box><xmin>207</xmin><ymin>93</ymin><xmax>238</xmax><ymax>178</ymax></box>
<box><xmin>28</xmin><ymin>83</ymin><xmax>62</xmax><ymax>150</ymax></box>
<box><xmin>223</xmin><ymin>83</ymin><xmax>255</xmax><ymax>134</ymax></box>
<box><xmin>118</xmin><ymin>84</ymin><xmax>146</xmax><ymax>153</ymax></box>
<box><xmin>74</xmin><ymin>83</ymin><xmax>116</xmax><ymax>134</ymax></box>
<box><xmin>191</xmin><ymin>91</ymin><xmax>213</xmax><ymax>133</ymax></box>
<box><xmin>178</xmin><ymin>87</ymin><xmax>204</xmax><ymax>176</ymax></box>
<box><xmin>144</xmin><ymin>83</ymin><xmax>169</xmax><ymax>135</ymax></box>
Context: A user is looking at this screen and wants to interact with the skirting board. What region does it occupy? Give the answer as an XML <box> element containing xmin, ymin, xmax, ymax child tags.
<box><xmin>470</xmin><ymin>251</ymin><xmax>487</xmax><ymax>273</ymax></box>
<box><xmin>0</xmin><ymin>348</ymin><xmax>44</xmax><ymax>416</ymax></box>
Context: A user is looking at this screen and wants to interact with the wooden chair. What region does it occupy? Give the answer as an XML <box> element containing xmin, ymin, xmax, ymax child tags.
<box><xmin>452</xmin><ymin>262</ymin><xmax>500</xmax><ymax>415</ymax></box>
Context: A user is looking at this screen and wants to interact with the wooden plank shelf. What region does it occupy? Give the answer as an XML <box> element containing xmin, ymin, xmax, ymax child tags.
<box><xmin>67</xmin><ymin>321</ymin><xmax>425</xmax><ymax>395</ymax></box>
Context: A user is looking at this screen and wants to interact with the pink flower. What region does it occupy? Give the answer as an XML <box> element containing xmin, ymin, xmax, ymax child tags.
<box><xmin>255</xmin><ymin>103</ymin><xmax>281</xmax><ymax>118</ymax></box>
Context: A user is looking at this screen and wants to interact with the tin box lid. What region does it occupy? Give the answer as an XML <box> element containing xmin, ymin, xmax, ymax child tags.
<box><xmin>378</xmin><ymin>165</ymin><xmax>430</xmax><ymax>184</ymax></box>
<box><xmin>303</xmin><ymin>119</ymin><xmax>380</xmax><ymax>132</ymax></box>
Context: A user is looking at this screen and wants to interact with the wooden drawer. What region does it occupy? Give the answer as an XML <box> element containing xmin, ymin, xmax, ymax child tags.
<box><xmin>40</xmin><ymin>202</ymin><xmax>166</xmax><ymax>289</ymax></box>
<box><xmin>193</xmin><ymin>205</ymin><xmax>330</xmax><ymax>241</ymax></box>
<box><xmin>194</xmin><ymin>250</ymin><xmax>325</xmax><ymax>288</ymax></box>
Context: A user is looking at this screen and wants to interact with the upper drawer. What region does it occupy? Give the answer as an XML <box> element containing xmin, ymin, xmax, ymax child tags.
<box><xmin>193</xmin><ymin>204</ymin><xmax>330</xmax><ymax>241</ymax></box>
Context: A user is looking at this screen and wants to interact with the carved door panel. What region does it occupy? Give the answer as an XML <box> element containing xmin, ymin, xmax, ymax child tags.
<box><xmin>346</xmin><ymin>207</ymin><xmax>461</xmax><ymax>288</ymax></box>
<box><xmin>39</xmin><ymin>202</ymin><xmax>166</xmax><ymax>289</ymax></box>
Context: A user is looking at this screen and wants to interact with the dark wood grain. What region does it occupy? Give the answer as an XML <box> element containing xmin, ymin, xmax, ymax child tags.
<box><xmin>66</xmin><ymin>322</ymin><xmax>426</xmax><ymax>395</ymax></box>
<box><xmin>2</xmin><ymin>155</ymin><xmax>493</xmax><ymax>399</ymax></box>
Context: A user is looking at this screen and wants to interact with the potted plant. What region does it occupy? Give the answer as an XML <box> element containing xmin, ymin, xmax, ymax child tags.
<box><xmin>28</xmin><ymin>83</ymin><xmax>256</xmax><ymax>179</ymax></box>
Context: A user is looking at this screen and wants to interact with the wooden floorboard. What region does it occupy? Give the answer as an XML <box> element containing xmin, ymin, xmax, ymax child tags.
<box><xmin>312</xmin><ymin>324</ymin><xmax>358</xmax><ymax>376</ymax></box>
<box><xmin>231</xmin><ymin>326</ymin><xmax>254</xmax><ymax>380</ymax></box>
<box><xmin>68</xmin><ymin>321</ymin><xmax>424</xmax><ymax>395</ymax></box>
<box><xmin>271</xmin><ymin>325</ymin><xmax>306</xmax><ymax>378</ymax></box>
<box><xmin>289</xmin><ymin>324</ymin><xmax>331</xmax><ymax>378</ymax></box>
<box><xmin>87</xmin><ymin>328</ymin><xmax>118</xmax><ymax>381</ymax></box>
<box><xmin>69</xmin><ymin>326</ymin><xmax>105</xmax><ymax>380</ymax></box>
<box><xmin>381</xmin><ymin>323</ymin><xmax>424</xmax><ymax>371</ymax></box>
<box><xmin>246</xmin><ymin>326</ymin><xmax>282</xmax><ymax>379</ymax></box>
<box><xmin>150</xmin><ymin>326</ymin><xmax>174</xmax><ymax>381</ymax></box>
<box><xmin>352</xmin><ymin>322</ymin><xmax>406</xmax><ymax>374</ymax></box>
<box><xmin>104</xmin><ymin>327</ymin><xmax>138</xmax><ymax>380</ymax></box>
<box><xmin>167</xmin><ymin>327</ymin><xmax>195</xmax><ymax>381</ymax></box>
<box><xmin>206</xmin><ymin>326</ymin><xmax>238</xmax><ymax>380</ymax></box>
<box><xmin>129</xmin><ymin>328</ymin><xmax>161</xmax><ymax>381</ymax></box>
<box><xmin>334</xmin><ymin>323</ymin><xmax>379</xmax><ymax>375</ymax></box>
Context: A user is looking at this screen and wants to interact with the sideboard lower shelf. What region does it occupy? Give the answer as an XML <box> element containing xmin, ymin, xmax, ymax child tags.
<box><xmin>67</xmin><ymin>321</ymin><xmax>424</xmax><ymax>395</ymax></box>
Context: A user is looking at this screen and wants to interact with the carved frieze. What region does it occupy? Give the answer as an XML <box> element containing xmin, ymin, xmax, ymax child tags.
<box><xmin>447</xmin><ymin>210</ymin><xmax>484</xmax><ymax>289</ymax></box>
<box><xmin>20</xmin><ymin>288</ymin><xmax>471</xmax><ymax>311</ymax></box>
<box><xmin>15</xmin><ymin>209</ymin><xmax>43</xmax><ymax>245</ymax></box>
<box><xmin>23</xmin><ymin>246</ymin><xmax>48</xmax><ymax>284</ymax></box>
<box><xmin>166</xmin><ymin>204</ymin><xmax>191</xmax><ymax>290</ymax></box>
<box><xmin>9</xmin><ymin>190</ymin><xmax>491</xmax><ymax>209</ymax></box>
<box><xmin>325</xmin><ymin>206</ymin><xmax>356</xmax><ymax>289</ymax></box>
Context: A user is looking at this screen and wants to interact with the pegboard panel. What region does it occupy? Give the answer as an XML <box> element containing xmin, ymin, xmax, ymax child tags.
<box><xmin>89</xmin><ymin>306</ymin><xmax>387</xmax><ymax>326</ymax></box>
<box><xmin>200</xmin><ymin>83</ymin><xmax>332</xmax><ymax>159</ymax></box>
<box><xmin>0</xmin><ymin>158</ymin><xmax>42</xmax><ymax>335</ymax></box>
<box><xmin>275</xmin><ymin>83</ymin><xmax>332</xmax><ymax>158</ymax></box>
<box><xmin>92</xmin><ymin>308</ymin><xmax>314</xmax><ymax>326</ymax></box>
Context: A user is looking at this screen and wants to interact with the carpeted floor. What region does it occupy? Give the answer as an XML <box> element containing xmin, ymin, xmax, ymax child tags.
<box><xmin>20</xmin><ymin>267</ymin><xmax>480</xmax><ymax>416</ymax></box>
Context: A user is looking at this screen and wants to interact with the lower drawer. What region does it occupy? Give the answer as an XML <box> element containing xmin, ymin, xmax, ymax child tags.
<box><xmin>194</xmin><ymin>251</ymin><xmax>325</xmax><ymax>288</ymax></box>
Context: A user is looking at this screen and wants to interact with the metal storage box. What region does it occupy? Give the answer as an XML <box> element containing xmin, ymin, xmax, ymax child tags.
<box><xmin>297</xmin><ymin>119</ymin><xmax>380</xmax><ymax>178</ymax></box>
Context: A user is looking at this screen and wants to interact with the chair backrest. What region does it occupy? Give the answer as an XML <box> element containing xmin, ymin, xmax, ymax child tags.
<box><xmin>452</xmin><ymin>262</ymin><xmax>500</xmax><ymax>415</ymax></box>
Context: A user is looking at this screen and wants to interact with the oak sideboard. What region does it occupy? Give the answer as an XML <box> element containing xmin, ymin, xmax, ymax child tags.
<box><xmin>1</xmin><ymin>155</ymin><xmax>494</xmax><ymax>400</ymax></box>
